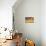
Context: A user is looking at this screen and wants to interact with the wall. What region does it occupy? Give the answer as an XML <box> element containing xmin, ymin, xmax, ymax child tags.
<box><xmin>41</xmin><ymin>0</ymin><xmax>46</xmax><ymax>46</ymax></box>
<box><xmin>13</xmin><ymin>0</ymin><xmax>41</xmax><ymax>46</ymax></box>
<box><xmin>0</xmin><ymin>0</ymin><xmax>16</xmax><ymax>30</ymax></box>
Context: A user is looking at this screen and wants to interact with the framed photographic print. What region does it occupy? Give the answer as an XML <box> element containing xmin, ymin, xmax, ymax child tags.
<box><xmin>25</xmin><ymin>17</ymin><xmax>34</xmax><ymax>23</ymax></box>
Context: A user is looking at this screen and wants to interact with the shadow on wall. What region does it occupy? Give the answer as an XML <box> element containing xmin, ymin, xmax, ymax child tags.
<box><xmin>12</xmin><ymin>0</ymin><xmax>41</xmax><ymax>46</ymax></box>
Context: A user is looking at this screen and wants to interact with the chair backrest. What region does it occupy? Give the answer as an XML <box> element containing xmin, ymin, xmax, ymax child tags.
<box><xmin>25</xmin><ymin>40</ymin><xmax>35</xmax><ymax>46</ymax></box>
<box><xmin>15</xmin><ymin>33</ymin><xmax>23</xmax><ymax>46</ymax></box>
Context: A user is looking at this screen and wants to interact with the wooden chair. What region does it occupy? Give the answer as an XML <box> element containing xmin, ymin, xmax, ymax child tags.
<box><xmin>14</xmin><ymin>33</ymin><xmax>23</xmax><ymax>46</ymax></box>
<box><xmin>25</xmin><ymin>40</ymin><xmax>35</xmax><ymax>46</ymax></box>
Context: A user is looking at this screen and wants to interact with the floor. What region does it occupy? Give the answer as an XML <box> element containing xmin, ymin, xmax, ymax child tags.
<box><xmin>0</xmin><ymin>33</ymin><xmax>23</xmax><ymax>46</ymax></box>
<box><xmin>0</xmin><ymin>39</ymin><xmax>16</xmax><ymax>46</ymax></box>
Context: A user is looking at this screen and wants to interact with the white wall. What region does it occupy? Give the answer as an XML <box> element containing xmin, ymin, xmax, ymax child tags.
<box><xmin>0</xmin><ymin>0</ymin><xmax>16</xmax><ymax>30</ymax></box>
<box><xmin>41</xmin><ymin>0</ymin><xmax>46</xmax><ymax>46</ymax></box>
<box><xmin>13</xmin><ymin>0</ymin><xmax>41</xmax><ymax>46</ymax></box>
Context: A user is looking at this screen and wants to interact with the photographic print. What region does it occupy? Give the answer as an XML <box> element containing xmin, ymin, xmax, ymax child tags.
<box><xmin>25</xmin><ymin>17</ymin><xmax>34</xmax><ymax>23</ymax></box>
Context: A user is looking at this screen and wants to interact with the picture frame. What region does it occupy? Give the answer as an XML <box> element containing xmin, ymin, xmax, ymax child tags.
<box><xmin>25</xmin><ymin>17</ymin><xmax>34</xmax><ymax>23</ymax></box>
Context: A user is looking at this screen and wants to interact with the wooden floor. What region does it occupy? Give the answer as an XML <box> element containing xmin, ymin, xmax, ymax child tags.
<box><xmin>0</xmin><ymin>39</ymin><xmax>16</xmax><ymax>46</ymax></box>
